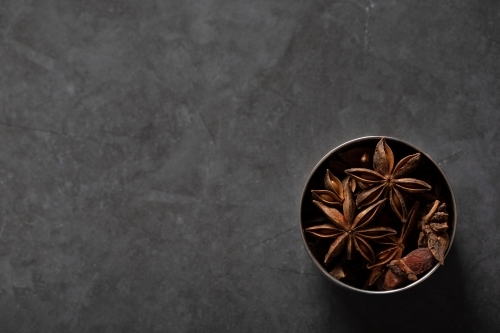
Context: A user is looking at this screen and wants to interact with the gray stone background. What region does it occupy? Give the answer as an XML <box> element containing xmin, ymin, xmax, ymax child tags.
<box><xmin>0</xmin><ymin>0</ymin><xmax>499</xmax><ymax>332</ymax></box>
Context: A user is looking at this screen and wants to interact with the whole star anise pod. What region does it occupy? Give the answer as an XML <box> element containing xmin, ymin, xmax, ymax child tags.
<box><xmin>305</xmin><ymin>178</ymin><xmax>396</xmax><ymax>264</ymax></box>
<box><xmin>345</xmin><ymin>138</ymin><xmax>432</xmax><ymax>222</ymax></box>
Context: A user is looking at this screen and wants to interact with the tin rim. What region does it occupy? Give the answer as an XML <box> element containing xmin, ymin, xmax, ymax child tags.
<box><xmin>299</xmin><ymin>136</ymin><xmax>457</xmax><ymax>295</ymax></box>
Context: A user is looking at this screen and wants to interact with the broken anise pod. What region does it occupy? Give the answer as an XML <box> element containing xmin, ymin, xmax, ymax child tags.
<box><xmin>381</xmin><ymin>248</ymin><xmax>437</xmax><ymax>290</ymax></box>
<box><xmin>418</xmin><ymin>200</ymin><xmax>450</xmax><ymax>265</ymax></box>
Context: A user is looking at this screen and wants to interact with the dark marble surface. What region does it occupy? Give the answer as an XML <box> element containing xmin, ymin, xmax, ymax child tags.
<box><xmin>0</xmin><ymin>0</ymin><xmax>499</xmax><ymax>332</ymax></box>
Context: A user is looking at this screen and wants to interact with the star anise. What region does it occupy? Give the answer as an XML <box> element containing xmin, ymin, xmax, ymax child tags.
<box><xmin>365</xmin><ymin>201</ymin><xmax>421</xmax><ymax>286</ymax></box>
<box><xmin>418</xmin><ymin>200</ymin><xmax>450</xmax><ymax>265</ymax></box>
<box><xmin>369</xmin><ymin>201</ymin><xmax>421</xmax><ymax>269</ymax></box>
<box><xmin>305</xmin><ymin>178</ymin><xmax>397</xmax><ymax>264</ymax></box>
<box><xmin>345</xmin><ymin>138</ymin><xmax>432</xmax><ymax>222</ymax></box>
<box><xmin>311</xmin><ymin>171</ymin><xmax>356</xmax><ymax>207</ymax></box>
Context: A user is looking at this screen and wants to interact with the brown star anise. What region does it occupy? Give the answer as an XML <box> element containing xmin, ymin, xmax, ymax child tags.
<box><xmin>305</xmin><ymin>178</ymin><xmax>396</xmax><ymax>264</ymax></box>
<box><xmin>311</xmin><ymin>171</ymin><xmax>356</xmax><ymax>207</ymax></box>
<box><xmin>418</xmin><ymin>200</ymin><xmax>450</xmax><ymax>265</ymax></box>
<box><xmin>369</xmin><ymin>201</ymin><xmax>421</xmax><ymax>269</ymax></box>
<box><xmin>345</xmin><ymin>138</ymin><xmax>432</xmax><ymax>222</ymax></box>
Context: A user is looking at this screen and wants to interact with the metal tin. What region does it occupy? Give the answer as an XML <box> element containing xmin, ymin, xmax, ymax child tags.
<box><xmin>299</xmin><ymin>136</ymin><xmax>457</xmax><ymax>294</ymax></box>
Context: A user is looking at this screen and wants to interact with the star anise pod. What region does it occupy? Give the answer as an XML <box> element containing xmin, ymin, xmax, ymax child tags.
<box><xmin>369</xmin><ymin>201</ymin><xmax>421</xmax><ymax>269</ymax></box>
<box><xmin>345</xmin><ymin>138</ymin><xmax>432</xmax><ymax>222</ymax></box>
<box><xmin>418</xmin><ymin>200</ymin><xmax>450</xmax><ymax>265</ymax></box>
<box><xmin>311</xmin><ymin>171</ymin><xmax>356</xmax><ymax>207</ymax></box>
<box><xmin>305</xmin><ymin>179</ymin><xmax>396</xmax><ymax>264</ymax></box>
<box><xmin>366</xmin><ymin>201</ymin><xmax>421</xmax><ymax>286</ymax></box>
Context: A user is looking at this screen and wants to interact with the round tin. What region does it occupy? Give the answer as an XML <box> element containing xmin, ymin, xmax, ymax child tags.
<box><xmin>299</xmin><ymin>136</ymin><xmax>457</xmax><ymax>294</ymax></box>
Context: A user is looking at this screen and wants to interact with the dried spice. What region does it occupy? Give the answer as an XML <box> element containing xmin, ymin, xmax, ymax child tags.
<box><xmin>302</xmin><ymin>137</ymin><xmax>454</xmax><ymax>291</ymax></box>
<box><xmin>369</xmin><ymin>201</ymin><xmax>421</xmax><ymax>269</ymax></box>
<box><xmin>366</xmin><ymin>201</ymin><xmax>421</xmax><ymax>286</ymax></box>
<box><xmin>345</xmin><ymin>138</ymin><xmax>432</xmax><ymax>222</ymax></box>
<box><xmin>311</xmin><ymin>170</ymin><xmax>355</xmax><ymax>207</ymax></box>
<box><xmin>418</xmin><ymin>200</ymin><xmax>450</xmax><ymax>265</ymax></box>
<box><xmin>305</xmin><ymin>178</ymin><xmax>396</xmax><ymax>264</ymax></box>
<box><xmin>381</xmin><ymin>248</ymin><xmax>437</xmax><ymax>290</ymax></box>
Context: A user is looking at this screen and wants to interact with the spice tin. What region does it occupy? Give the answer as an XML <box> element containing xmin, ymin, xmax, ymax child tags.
<box><xmin>299</xmin><ymin>136</ymin><xmax>457</xmax><ymax>294</ymax></box>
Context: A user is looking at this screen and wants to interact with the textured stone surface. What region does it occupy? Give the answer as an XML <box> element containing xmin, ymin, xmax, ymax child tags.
<box><xmin>0</xmin><ymin>0</ymin><xmax>499</xmax><ymax>332</ymax></box>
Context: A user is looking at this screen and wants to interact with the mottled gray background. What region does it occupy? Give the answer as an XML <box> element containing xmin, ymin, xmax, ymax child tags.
<box><xmin>0</xmin><ymin>0</ymin><xmax>499</xmax><ymax>332</ymax></box>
